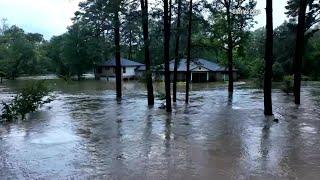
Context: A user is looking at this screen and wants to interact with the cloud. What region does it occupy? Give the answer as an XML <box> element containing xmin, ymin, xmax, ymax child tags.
<box><xmin>0</xmin><ymin>0</ymin><xmax>289</xmax><ymax>40</ymax></box>
<box><xmin>0</xmin><ymin>0</ymin><xmax>81</xmax><ymax>40</ymax></box>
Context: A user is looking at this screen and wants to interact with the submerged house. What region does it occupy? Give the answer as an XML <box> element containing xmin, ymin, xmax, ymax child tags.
<box><xmin>95</xmin><ymin>58</ymin><xmax>145</xmax><ymax>80</ymax></box>
<box><xmin>144</xmin><ymin>58</ymin><xmax>237</xmax><ymax>82</ymax></box>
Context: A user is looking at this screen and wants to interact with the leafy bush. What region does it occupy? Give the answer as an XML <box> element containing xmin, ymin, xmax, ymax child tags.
<box><xmin>282</xmin><ymin>75</ymin><xmax>294</xmax><ymax>94</ymax></box>
<box><xmin>1</xmin><ymin>81</ymin><xmax>54</xmax><ymax>121</ymax></box>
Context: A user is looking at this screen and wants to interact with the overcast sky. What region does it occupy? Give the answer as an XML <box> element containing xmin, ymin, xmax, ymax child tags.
<box><xmin>0</xmin><ymin>0</ymin><xmax>289</xmax><ymax>40</ymax></box>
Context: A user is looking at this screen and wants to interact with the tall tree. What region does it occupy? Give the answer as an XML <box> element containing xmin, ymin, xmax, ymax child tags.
<box><xmin>185</xmin><ymin>0</ymin><xmax>193</xmax><ymax>103</ymax></box>
<box><xmin>173</xmin><ymin>0</ymin><xmax>182</xmax><ymax>103</ymax></box>
<box><xmin>226</xmin><ymin>0</ymin><xmax>234</xmax><ymax>93</ymax></box>
<box><xmin>164</xmin><ymin>0</ymin><xmax>172</xmax><ymax>112</ymax></box>
<box><xmin>206</xmin><ymin>0</ymin><xmax>257</xmax><ymax>93</ymax></box>
<box><xmin>140</xmin><ymin>0</ymin><xmax>155</xmax><ymax>105</ymax></box>
<box><xmin>264</xmin><ymin>0</ymin><xmax>273</xmax><ymax>115</ymax></box>
<box><xmin>293</xmin><ymin>0</ymin><xmax>308</xmax><ymax>104</ymax></box>
<box><xmin>0</xmin><ymin>26</ymin><xmax>35</xmax><ymax>79</ymax></box>
<box><xmin>75</xmin><ymin>0</ymin><xmax>129</xmax><ymax>99</ymax></box>
<box><xmin>113</xmin><ymin>1</ymin><xmax>122</xmax><ymax>99</ymax></box>
<box><xmin>286</xmin><ymin>0</ymin><xmax>320</xmax><ymax>39</ymax></box>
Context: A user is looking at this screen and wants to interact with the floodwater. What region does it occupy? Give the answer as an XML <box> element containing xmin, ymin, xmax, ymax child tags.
<box><xmin>0</xmin><ymin>78</ymin><xmax>320</xmax><ymax>179</ymax></box>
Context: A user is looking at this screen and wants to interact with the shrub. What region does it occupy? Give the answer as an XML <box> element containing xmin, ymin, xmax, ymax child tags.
<box><xmin>282</xmin><ymin>75</ymin><xmax>294</xmax><ymax>94</ymax></box>
<box><xmin>1</xmin><ymin>81</ymin><xmax>54</xmax><ymax>121</ymax></box>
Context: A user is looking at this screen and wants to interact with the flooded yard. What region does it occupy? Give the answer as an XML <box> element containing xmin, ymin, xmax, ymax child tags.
<box><xmin>0</xmin><ymin>79</ymin><xmax>320</xmax><ymax>179</ymax></box>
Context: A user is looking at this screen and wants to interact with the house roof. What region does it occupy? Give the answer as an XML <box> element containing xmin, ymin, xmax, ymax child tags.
<box><xmin>99</xmin><ymin>57</ymin><xmax>145</xmax><ymax>67</ymax></box>
<box><xmin>156</xmin><ymin>58</ymin><xmax>234</xmax><ymax>72</ymax></box>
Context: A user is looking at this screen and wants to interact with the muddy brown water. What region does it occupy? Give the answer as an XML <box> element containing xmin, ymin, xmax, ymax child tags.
<box><xmin>0</xmin><ymin>78</ymin><xmax>320</xmax><ymax>179</ymax></box>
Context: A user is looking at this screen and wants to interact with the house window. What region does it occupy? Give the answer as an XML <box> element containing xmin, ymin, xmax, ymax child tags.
<box><xmin>123</xmin><ymin>67</ymin><xmax>126</xmax><ymax>73</ymax></box>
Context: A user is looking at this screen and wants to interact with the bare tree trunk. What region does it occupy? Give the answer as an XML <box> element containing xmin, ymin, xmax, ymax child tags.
<box><xmin>114</xmin><ymin>8</ymin><xmax>122</xmax><ymax>100</ymax></box>
<box><xmin>264</xmin><ymin>0</ymin><xmax>273</xmax><ymax>115</ymax></box>
<box><xmin>163</xmin><ymin>0</ymin><xmax>172</xmax><ymax>112</ymax></box>
<box><xmin>294</xmin><ymin>0</ymin><xmax>307</xmax><ymax>105</ymax></box>
<box><xmin>173</xmin><ymin>0</ymin><xmax>182</xmax><ymax>103</ymax></box>
<box><xmin>129</xmin><ymin>29</ymin><xmax>132</xmax><ymax>59</ymax></box>
<box><xmin>185</xmin><ymin>0</ymin><xmax>192</xmax><ymax>104</ymax></box>
<box><xmin>226</xmin><ymin>3</ymin><xmax>233</xmax><ymax>93</ymax></box>
<box><xmin>141</xmin><ymin>0</ymin><xmax>154</xmax><ymax>106</ymax></box>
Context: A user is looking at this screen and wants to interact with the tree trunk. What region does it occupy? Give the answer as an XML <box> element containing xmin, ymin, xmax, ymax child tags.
<box><xmin>114</xmin><ymin>9</ymin><xmax>122</xmax><ymax>100</ymax></box>
<box><xmin>294</xmin><ymin>0</ymin><xmax>307</xmax><ymax>105</ymax></box>
<box><xmin>129</xmin><ymin>29</ymin><xmax>132</xmax><ymax>59</ymax></box>
<box><xmin>264</xmin><ymin>0</ymin><xmax>273</xmax><ymax>115</ymax></box>
<box><xmin>173</xmin><ymin>0</ymin><xmax>182</xmax><ymax>103</ymax></box>
<box><xmin>141</xmin><ymin>0</ymin><xmax>155</xmax><ymax>106</ymax></box>
<box><xmin>163</xmin><ymin>0</ymin><xmax>172</xmax><ymax>112</ymax></box>
<box><xmin>185</xmin><ymin>0</ymin><xmax>192</xmax><ymax>104</ymax></box>
<box><xmin>226</xmin><ymin>4</ymin><xmax>234</xmax><ymax>93</ymax></box>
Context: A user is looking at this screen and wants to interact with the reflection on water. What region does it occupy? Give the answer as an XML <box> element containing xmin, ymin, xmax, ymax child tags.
<box><xmin>0</xmin><ymin>79</ymin><xmax>320</xmax><ymax>179</ymax></box>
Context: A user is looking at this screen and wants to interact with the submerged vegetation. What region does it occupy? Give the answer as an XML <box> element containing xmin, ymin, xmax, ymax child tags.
<box><xmin>282</xmin><ymin>75</ymin><xmax>294</xmax><ymax>94</ymax></box>
<box><xmin>1</xmin><ymin>81</ymin><xmax>53</xmax><ymax>122</ymax></box>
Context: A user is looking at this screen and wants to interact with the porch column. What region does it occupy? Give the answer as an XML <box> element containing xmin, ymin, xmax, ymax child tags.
<box><xmin>207</xmin><ymin>72</ymin><xmax>209</xmax><ymax>82</ymax></box>
<box><xmin>190</xmin><ymin>72</ymin><xmax>193</xmax><ymax>82</ymax></box>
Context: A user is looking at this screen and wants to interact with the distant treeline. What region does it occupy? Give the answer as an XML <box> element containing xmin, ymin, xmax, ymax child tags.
<box><xmin>0</xmin><ymin>1</ymin><xmax>319</xmax><ymax>81</ymax></box>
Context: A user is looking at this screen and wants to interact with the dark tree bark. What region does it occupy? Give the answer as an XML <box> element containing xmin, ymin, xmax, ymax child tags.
<box><xmin>128</xmin><ymin>29</ymin><xmax>132</xmax><ymax>59</ymax></box>
<box><xmin>264</xmin><ymin>0</ymin><xmax>273</xmax><ymax>115</ymax></box>
<box><xmin>163</xmin><ymin>0</ymin><xmax>172</xmax><ymax>112</ymax></box>
<box><xmin>140</xmin><ymin>0</ymin><xmax>155</xmax><ymax>106</ymax></box>
<box><xmin>114</xmin><ymin>8</ymin><xmax>122</xmax><ymax>100</ymax></box>
<box><xmin>226</xmin><ymin>2</ymin><xmax>234</xmax><ymax>93</ymax></box>
<box><xmin>185</xmin><ymin>0</ymin><xmax>192</xmax><ymax>104</ymax></box>
<box><xmin>173</xmin><ymin>0</ymin><xmax>182</xmax><ymax>103</ymax></box>
<box><xmin>293</xmin><ymin>0</ymin><xmax>307</xmax><ymax>105</ymax></box>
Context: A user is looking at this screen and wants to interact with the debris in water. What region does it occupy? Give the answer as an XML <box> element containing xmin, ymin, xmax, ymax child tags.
<box><xmin>116</xmin><ymin>154</ymin><xmax>125</xmax><ymax>160</ymax></box>
<box><xmin>159</xmin><ymin>102</ymin><xmax>166</xmax><ymax>109</ymax></box>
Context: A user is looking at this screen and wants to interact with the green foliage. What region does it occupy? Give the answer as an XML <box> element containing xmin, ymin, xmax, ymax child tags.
<box><xmin>1</xmin><ymin>81</ymin><xmax>54</xmax><ymax>122</ymax></box>
<box><xmin>304</xmin><ymin>31</ymin><xmax>320</xmax><ymax>80</ymax></box>
<box><xmin>286</xmin><ymin>0</ymin><xmax>319</xmax><ymax>38</ymax></box>
<box><xmin>273</xmin><ymin>62</ymin><xmax>285</xmax><ymax>81</ymax></box>
<box><xmin>0</xmin><ymin>1</ymin><xmax>319</xmax><ymax>82</ymax></box>
<box><xmin>47</xmin><ymin>23</ymin><xmax>105</xmax><ymax>79</ymax></box>
<box><xmin>282</xmin><ymin>75</ymin><xmax>294</xmax><ymax>94</ymax></box>
<box><xmin>0</xmin><ymin>24</ymin><xmax>53</xmax><ymax>78</ymax></box>
<box><xmin>206</xmin><ymin>0</ymin><xmax>257</xmax><ymax>56</ymax></box>
<box><xmin>251</xmin><ymin>59</ymin><xmax>264</xmax><ymax>89</ymax></box>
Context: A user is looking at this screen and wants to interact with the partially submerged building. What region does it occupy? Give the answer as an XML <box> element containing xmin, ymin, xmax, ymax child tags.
<box><xmin>95</xmin><ymin>58</ymin><xmax>145</xmax><ymax>80</ymax></box>
<box><xmin>139</xmin><ymin>58</ymin><xmax>237</xmax><ymax>82</ymax></box>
